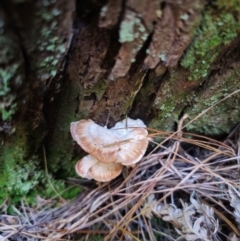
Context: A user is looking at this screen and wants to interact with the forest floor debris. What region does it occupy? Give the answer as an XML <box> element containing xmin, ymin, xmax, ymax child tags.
<box><xmin>1</xmin><ymin>117</ymin><xmax>240</xmax><ymax>241</ymax></box>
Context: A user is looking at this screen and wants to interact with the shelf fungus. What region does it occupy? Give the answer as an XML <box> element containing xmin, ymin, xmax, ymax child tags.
<box><xmin>71</xmin><ymin>118</ymin><xmax>149</xmax><ymax>182</ymax></box>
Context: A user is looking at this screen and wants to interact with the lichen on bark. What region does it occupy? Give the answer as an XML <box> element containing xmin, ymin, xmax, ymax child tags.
<box><xmin>185</xmin><ymin>62</ymin><xmax>240</xmax><ymax>135</ymax></box>
<box><xmin>181</xmin><ymin>7</ymin><xmax>240</xmax><ymax>80</ymax></box>
<box><xmin>147</xmin><ymin>1</ymin><xmax>240</xmax><ymax>134</ymax></box>
<box><xmin>0</xmin><ymin>8</ymin><xmax>25</xmax><ymax>126</ymax></box>
<box><xmin>0</xmin><ymin>0</ymin><xmax>75</xmax><ymax>203</ymax></box>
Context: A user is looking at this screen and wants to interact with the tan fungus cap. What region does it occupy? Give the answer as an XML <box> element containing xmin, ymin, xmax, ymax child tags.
<box><xmin>70</xmin><ymin>118</ymin><xmax>149</xmax><ymax>166</ymax></box>
<box><xmin>75</xmin><ymin>154</ymin><xmax>122</xmax><ymax>182</ymax></box>
<box><xmin>75</xmin><ymin>154</ymin><xmax>98</xmax><ymax>179</ymax></box>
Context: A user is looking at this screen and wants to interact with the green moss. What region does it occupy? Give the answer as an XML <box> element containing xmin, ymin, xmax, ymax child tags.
<box><xmin>84</xmin><ymin>80</ymin><xmax>107</xmax><ymax>100</ymax></box>
<box><xmin>47</xmin><ymin>76</ymin><xmax>82</xmax><ymax>176</ymax></box>
<box><xmin>151</xmin><ymin>95</ymin><xmax>184</xmax><ymax>132</ymax></box>
<box><xmin>0</xmin><ymin>63</ymin><xmax>19</xmax><ymax>120</ymax></box>
<box><xmin>216</xmin><ymin>0</ymin><xmax>240</xmax><ymax>12</ymax></box>
<box><xmin>87</xmin><ymin>234</ymin><xmax>103</xmax><ymax>241</ymax></box>
<box><xmin>185</xmin><ymin>67</ymin><xmax>240</xmax><ymax>135</ymax></box>
<box><xmin>2</xmin><ymin>150</ymin><xmax>42</xmax><ymax>196</ymax></box>
<box><xmin>0</xmin><ymin>121</ymin><xmax>80</xmax><ymax>205</ymax></box>
<box><xmin>0</xmin><ymin>1</ymin><xmax>78</xmax><ymax>205</ymax></box>
<box><xmin>151</xmin><ymin>4</ymin><xmax>240</xmax><ymax>134</ymax></box>
<box><xmin>181</xmin><ymin>9</ymin><xmax>240</xmax><ymax>81</ymax></box>
<box><xmin>0</xmin><ymin>123</ymin><xmax>41</xmax><ymax>202</ymax></box>
<box><xmin>149</xmin><ymin>70</ymin><xmax>193</xmax><ymax>131</ymax></box>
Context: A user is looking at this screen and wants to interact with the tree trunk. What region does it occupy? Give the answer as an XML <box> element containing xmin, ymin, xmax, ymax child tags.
<box><xmin>1</xmin><ymin>0</ymin><xmax>240</xmax><ymax>201</ymax></box>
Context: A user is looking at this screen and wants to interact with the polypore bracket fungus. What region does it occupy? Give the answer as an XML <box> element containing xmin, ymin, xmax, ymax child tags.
<box><xmin>70</xmin><ymin>117</ymin><xmax>149</xmax><ymax>182</ymax></box>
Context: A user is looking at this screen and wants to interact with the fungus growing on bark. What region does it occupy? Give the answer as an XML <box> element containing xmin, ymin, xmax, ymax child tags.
<box><xmin>71</xmin><ymin>118</ymin><xmax>149</xmax><ymax>182</ymax></box>
<box><xmin>75</xmin><ymin>155</ymin><xmax>122</xmax><ymax>182</ymax></box>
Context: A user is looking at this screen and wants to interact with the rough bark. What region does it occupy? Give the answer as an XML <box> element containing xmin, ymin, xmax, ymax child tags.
<box><xmin>0</xmin><ymin>0</ymin><xmax>75</xmax><ymax>201</ymax></box>
<box><xmin>1</xmin><ymin>0</ymin><xmax>240</xmax><ymax>201</ymax></box>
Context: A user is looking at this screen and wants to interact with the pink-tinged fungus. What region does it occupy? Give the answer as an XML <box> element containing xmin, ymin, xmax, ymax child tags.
<box><xmin>75</xmin><ymin>155</ymin><xmax>122</xmax><ymax>182</ymax></box>
<box><xmin>75</xmin><ymin>154</ymin><xmax>99</xmax><ymax>179</ymax></box>
<box><xmin>70</xmin><ymin>119</ymin><xmax>119</xmax><ymax>163</ymax></box>
<box><xmin>111</xmin><ymin>118</ymin><xmax>149</xmax><ymax>165</ymax></box>
<box><xmin>71</xmin><ymin>117</ymin><xmax>149</xmax><ymax>182</ymax></box>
